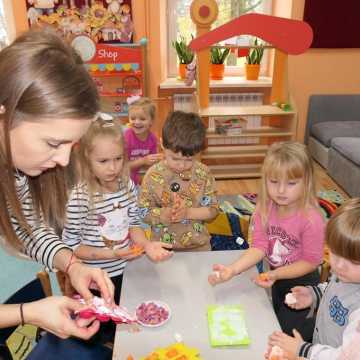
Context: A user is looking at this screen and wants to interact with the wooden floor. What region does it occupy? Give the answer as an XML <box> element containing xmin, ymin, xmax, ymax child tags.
<box><xmin>216</xmin><ymin>162</ymin><xmax>349</xmax><ymax>199</ymax></box>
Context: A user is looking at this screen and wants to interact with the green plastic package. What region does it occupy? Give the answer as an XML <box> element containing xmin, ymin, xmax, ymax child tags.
<box><xmin>207</xmin><ymin>304</ymin><xmax>250</xmax><ymax>347</ymax></box>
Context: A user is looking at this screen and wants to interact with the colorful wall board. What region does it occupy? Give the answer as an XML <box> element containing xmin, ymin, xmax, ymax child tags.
<box><xmin>71</xmin><ymin>35</ymin><xmax>144</xmax><ymax>116</ymax></box>
<box><xmin>26</xmin><ymin>0</ymin><xmax>133</xmax><ymax>43</ymax></box>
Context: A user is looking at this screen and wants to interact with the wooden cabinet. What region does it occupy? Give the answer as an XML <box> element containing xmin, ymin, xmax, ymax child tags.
<box><xmin>199</xmin><ymin>104</ymin><xmax>297</xmax><ymax>179</ymax></box>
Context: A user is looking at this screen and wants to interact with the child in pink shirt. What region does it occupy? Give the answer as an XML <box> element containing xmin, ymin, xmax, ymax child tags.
<box><xmin>208</xmin><ymin>141</ymin><xmax>325</xmax><ymax>342</ymax></box>
<box><xmin>124</xmin><ymin>97</ymin><xmax>162</xmax><ymax>185</ymax></box>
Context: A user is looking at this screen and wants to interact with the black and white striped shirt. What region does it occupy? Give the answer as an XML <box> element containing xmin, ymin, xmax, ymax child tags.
<box><xmin>62</xmin><ymin>179</ymin><xmax>140</xmax><ymax>277</ymax></box>
<box><xmin>11</xmin><ymin>174</ymin><xmax>70</xmax><ymax>270</ymax></box>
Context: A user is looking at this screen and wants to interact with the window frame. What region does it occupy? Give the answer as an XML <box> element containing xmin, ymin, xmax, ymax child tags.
<box><xmin>167</xmin><ymin>0</ymin><xmax>272</xmax><ymax>78</ymax></box>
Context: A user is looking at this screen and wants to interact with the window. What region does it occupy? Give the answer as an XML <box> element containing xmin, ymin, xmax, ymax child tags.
<box><xmin>167</xmin><ymin>0</ymin><xmax>272</xmax><ymax>77</ymax></box>
<box><xmin>0</xmin><ymin>0</ymin><xmax>10</xmax><ymax>49</ymax></box>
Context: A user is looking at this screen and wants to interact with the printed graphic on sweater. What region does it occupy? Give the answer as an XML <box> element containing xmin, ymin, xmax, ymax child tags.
<box><xmin>266</xmin><ymin>225</ymin><xmax>300</xmax><ymax>267</ymax></box>
<box><xmin>329</xmin><ymin>296</ymin><xmax>349</xmax><ymax>327</ymax></box>
<box><xmin>98</xmin><ymin>204</ymin><xmax>129</xmax><ymax>246</ymax></box>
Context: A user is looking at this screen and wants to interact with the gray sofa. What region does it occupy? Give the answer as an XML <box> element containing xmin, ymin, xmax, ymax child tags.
<box><xmin>305</xmin><ymin>94</ymin><xmax>360</xmax><ymax>197</ymax></box>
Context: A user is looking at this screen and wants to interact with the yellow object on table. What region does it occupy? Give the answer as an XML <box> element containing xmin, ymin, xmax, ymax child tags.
<box><xmin>141</xmin><ymin>342</ymin><xmax>202</xmax><ymax>360</ymax></box>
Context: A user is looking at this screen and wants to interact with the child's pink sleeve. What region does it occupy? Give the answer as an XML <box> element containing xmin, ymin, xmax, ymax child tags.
<box><xmin>301</xmin><ymin>209</ymin><xmax>325</xmax><ymax>265</ymax></box>
<box><xmin>149</xmin><ymin>132</ymin><xmax>158</xmax><ymax>154</ymax></box>
<box><xmin>251</xmin><ymin>210</ymin><xmax>269</xmax><ymax>253</ymax></box>
<box><xmin>124</xmin><ymin>128</ymin><xmax>133</xmax><ymax>157</ymax></box>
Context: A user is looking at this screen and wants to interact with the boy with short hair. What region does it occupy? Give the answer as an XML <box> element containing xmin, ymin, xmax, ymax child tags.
<box><xmin>138</xmin><ymin>110</ymin><xmax>218</xmax><ymax>251</ymax></box>
<box><xmin>268</xmin><ymin>198</ymin><xmax>360</xmax><ymax>360</ymax></box>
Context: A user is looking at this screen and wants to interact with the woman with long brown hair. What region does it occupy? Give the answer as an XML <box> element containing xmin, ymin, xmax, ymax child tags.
<box><xmin>0</xmin><ymin>29</ymin><xmax>113</xmax><ymax>339</ymax></box>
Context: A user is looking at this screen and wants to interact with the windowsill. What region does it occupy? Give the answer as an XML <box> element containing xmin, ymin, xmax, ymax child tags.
<box><xmin>159</xmin><ymin>76</ymin><xmax>272</xmax><ymax>89</ymax></box>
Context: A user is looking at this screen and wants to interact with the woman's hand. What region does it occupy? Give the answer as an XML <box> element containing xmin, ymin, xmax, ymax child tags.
<box><xmin>67</xmin><ymin>263</ymin><xmax>114</xmax><ymax>304</ymax></box>
<box><xmin>144</xmin><ymin>241</ymin><xmax>173</xmax><ymax>262</ymax></box>
<box><xmin>208</xmin><ymin>264</ymin><xmax>234</xmax><ymax>286</ymax></box>
<box><xmin>286</xmin><ymin>286</ymin><xmax>313</xmax><ymax>310</ymax></box>
<box><xmin>26</xmin><ymin>296</ymin><xmax>100</xmax><ymax>339</ymax></box>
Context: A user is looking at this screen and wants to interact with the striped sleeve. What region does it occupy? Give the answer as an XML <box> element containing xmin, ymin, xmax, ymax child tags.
<box><xmin>11</xmin><ymin>175</ymin><xmax>70</xmax><ymax>270</ymax></box>
<box><xmin>62</xmin><ymin>185</ymin><xmax>89</xmax><ymax>248</ymax></box>
<box><xmin>127</xmin><ymin>179</ymin><xmax>141</xmax><ymax>227</ymax></box>
<box><xmin>299</xmin><ymin>341</ymin><xmax>313</xmax><ymax>358</ymax></box>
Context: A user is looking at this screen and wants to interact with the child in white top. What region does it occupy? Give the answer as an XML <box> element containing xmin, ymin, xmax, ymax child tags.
<box><xmin>63</xmin><ymin>117</ymin><xmax>172</xmax><ymax>305</ymax></box>
<box><xmin>208</xmin><ymin>142</ymin><xmax>325</xmax><ymax>341</ymax></box>
<box><xmin>63</xmin><ymin>117</ymin><xmax>172</xmax><ymax>343</ymax></box>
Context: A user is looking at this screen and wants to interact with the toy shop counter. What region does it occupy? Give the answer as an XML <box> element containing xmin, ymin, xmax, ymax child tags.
<box><xmin>113</xmin><ymin>250</ymin><xmax>280</xmax><ymax>359</ymax></box>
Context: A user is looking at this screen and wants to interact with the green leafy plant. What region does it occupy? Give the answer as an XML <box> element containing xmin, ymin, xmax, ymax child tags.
<box><xmin>246</xmin><ymin>38</ymin><xmax>264</xmax><ymax>65</ymax></box>
<box><xmin>172</xmin><ymin>36</ymin><xmax>194</xmax><ymax>64</ymax></box>
<box><xmin>210</xmin><ymin>47</ymin><xmax>231</xmax><ymax>64</ymax></box>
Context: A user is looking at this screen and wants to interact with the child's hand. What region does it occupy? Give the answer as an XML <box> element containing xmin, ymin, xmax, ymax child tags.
<box><xmin>144</xmin><ymin>241</ymin><xmax>173</xmax><ymax>262</ymax></box>
<box><xmin>286</xmin><ymin>286</ymin><xmax>313</xmax><ymax>310</ymax></box>
<box><xmin>171</xmin><ymin>194</ymin><xmax>188</xmax><ymax>222</ymax></box>
<box><xmin>253</xmin><ymin>271</ymin><xmax>276</xmax><ymax>288</ymax></box>
<box><xmin>264</xmin><ymin>345</ymin><xmax>300</xmax><ymax>360</ymax></box>
<box><xmin>144</xmin><ymin>153</ymin><xmax>163</xmax><ymax>166</ymax></box>
<box><xmin>268</xmin><ymin>329</ymin><xmax>303</xmax><ymax>360</ymax></box>
<box><xmin>114</xmin><ymin>246</ymin><xmax>144</xmax><ymax>260</ymax></box>
<box><xmin>171</xmin><ymin>204</ymin><xmax>188</xmax><ymax>223</ymax></box>
<box><xmin>208</xmin><ymin>264</ymin><xmax>234</xmax><ymax>286</ymax></box>
<box><xmin>160</xmin><ymin>208</ymin><xmax>173</xmax><ymax>223</ymax></box>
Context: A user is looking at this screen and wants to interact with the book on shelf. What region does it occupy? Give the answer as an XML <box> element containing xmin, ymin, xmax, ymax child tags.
<box><xmin>209</xmin><ymin>117</ymin><xmax>247</xmax><ymax>135</ymax></box>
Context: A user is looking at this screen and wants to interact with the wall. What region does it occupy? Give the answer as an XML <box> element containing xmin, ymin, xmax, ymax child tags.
<box><xmin>132</xmin><ymin>0</ymin><xmax>168</xmax><ymax>136</ymax></box>
<box><xmin>11</xmin><ymin>1</ymin><xmax>360</xmax><ymax>142</ymax></box>
<box><xmin>289</xmin><ymin>0</ymin><xmax>360</xmax><ymax>141</ymax></box>
<box><xmin>10</xmin><ymin>0</ymin><xmax>28</xmax><ymax>37</ymax></box>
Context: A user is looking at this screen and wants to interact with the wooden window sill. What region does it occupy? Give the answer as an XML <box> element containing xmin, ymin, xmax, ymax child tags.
<box><xmin>159</xmin><ymin>76</ymin><xmax>272</xmax><ymax>89</ymax></box>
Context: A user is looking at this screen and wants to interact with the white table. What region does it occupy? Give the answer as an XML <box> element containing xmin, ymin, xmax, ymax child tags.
<box><xmin>113</xmin><ymin>250</ymin><xmax>280</xmax><ymax>359</ymax></box>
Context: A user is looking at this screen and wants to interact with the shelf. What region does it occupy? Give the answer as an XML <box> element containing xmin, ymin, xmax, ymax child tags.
<box><xmin>202</xmin><ymin>145</ymin><xmax>268</xmax><ymax>160</ymax></box>
<box><xmin>90</xmin><ymin>71</ymin><xmax>142</xmax><ymax>78</ymax></box>
<box><xmin>159</xmin><ymin>76</ymin><xmax>272</xmax><ymax>89</ymax></box>
<box><xmin>99</xmin><ymin>92</ymin><xmax>142</xmax><ymax>97</ymax></box>
<box><xmin>199</xmin><ymin>105</ymin><xmax>295</xmax><ymax>117</ymax></box>
<box><xmin>207</xmin><ymin>127</ymin><xmax>294</xmax><ymax>138</ymax></box>
<box><xmin>209</xmin><ymin>164</ymin><xmax>262</xmax><ymax>179</ymax></box>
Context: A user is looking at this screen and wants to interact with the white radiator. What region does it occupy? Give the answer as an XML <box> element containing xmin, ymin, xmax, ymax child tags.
<box><xmin>173</xmin><ymin>93</ymin><xmax>263</xmax><ymax>145</ymax></box>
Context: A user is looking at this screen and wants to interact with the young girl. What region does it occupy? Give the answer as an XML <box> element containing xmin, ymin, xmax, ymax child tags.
<box><xmin>124</xmin><ymin>97</ymin><xmax>163</xmax><ymax>185</ymax></box>
<box><xmin>0</xmin><ymin>29</ymin><xmax>113</xmax><ymax>339</ymax></box>
<box><xmin>267</xmin><ymin>198</ymin><xmax>360</xmax><ymax>360</ymax></box>
<box><xmin>208</xmin><ymin>141</ymin><xmax>325</xmax><ymax>341</ymax></box>
<box><xmin>62</xmin><ymin>117</ymin><xmax>172</xmax><ymax>306</ymax></box>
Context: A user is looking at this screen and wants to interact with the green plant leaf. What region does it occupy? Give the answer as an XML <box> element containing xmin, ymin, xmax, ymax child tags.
<box><xmin>211</xmin><ymin>47</ymin><xmax>230</xmax><ymax>64</ymax></box>
<box><xmin>172</xmin><ymin>36</ymin><xmax>194</xmax><ymax>64</ymax></box>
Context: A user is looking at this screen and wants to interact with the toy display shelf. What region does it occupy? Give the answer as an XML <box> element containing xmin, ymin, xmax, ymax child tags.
<box><xmin>198</xmin><ymin>105</ymin><xmax>295</xmax><ymax>117</ymax></box>
<box><xmin>90</xmin><ymin>70</ymin><xmax>142</xmax><ymax>78</ymax></box>
<box><xmin>199</xmin><ymin>104</ymin><xmax>297</xmax><ymax>179</ymax></box>
<box><xmin>99</xmin><ymin>91</ymin><xmax>142</xmax><ymax>97</ymax></box>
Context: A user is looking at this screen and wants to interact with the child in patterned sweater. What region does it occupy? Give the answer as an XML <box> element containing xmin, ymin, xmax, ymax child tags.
<box><xmin>138</xmin><ymin>111</ymin><xmax>218</xmax><ymax>251</ymax></box>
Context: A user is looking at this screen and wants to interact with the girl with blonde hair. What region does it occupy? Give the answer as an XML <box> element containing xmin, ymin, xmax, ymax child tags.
<box><xmin>63</xmin><ymin>116</ymin><xmax>172</xmax><ymax>302</ymax></box>
<box><xmin>209</xmin><ymin>141</ymin><xmax>325</xmax><ymax>341</ymax></box>
<box><xmin>63</xmin><ymin>116</ymin><xmax>172</xmax><ymax>342</ymax></box>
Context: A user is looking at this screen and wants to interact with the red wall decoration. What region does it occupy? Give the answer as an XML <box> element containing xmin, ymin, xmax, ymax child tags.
<box><xmin>303</xmin><ymin>0</ymin><xmax>360</xmax><ymax>48</ymax></box>
<box><xmin>26</xmin><ymin>0</ymin><xmax>133</xmax><ymax>43</ymax></box>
